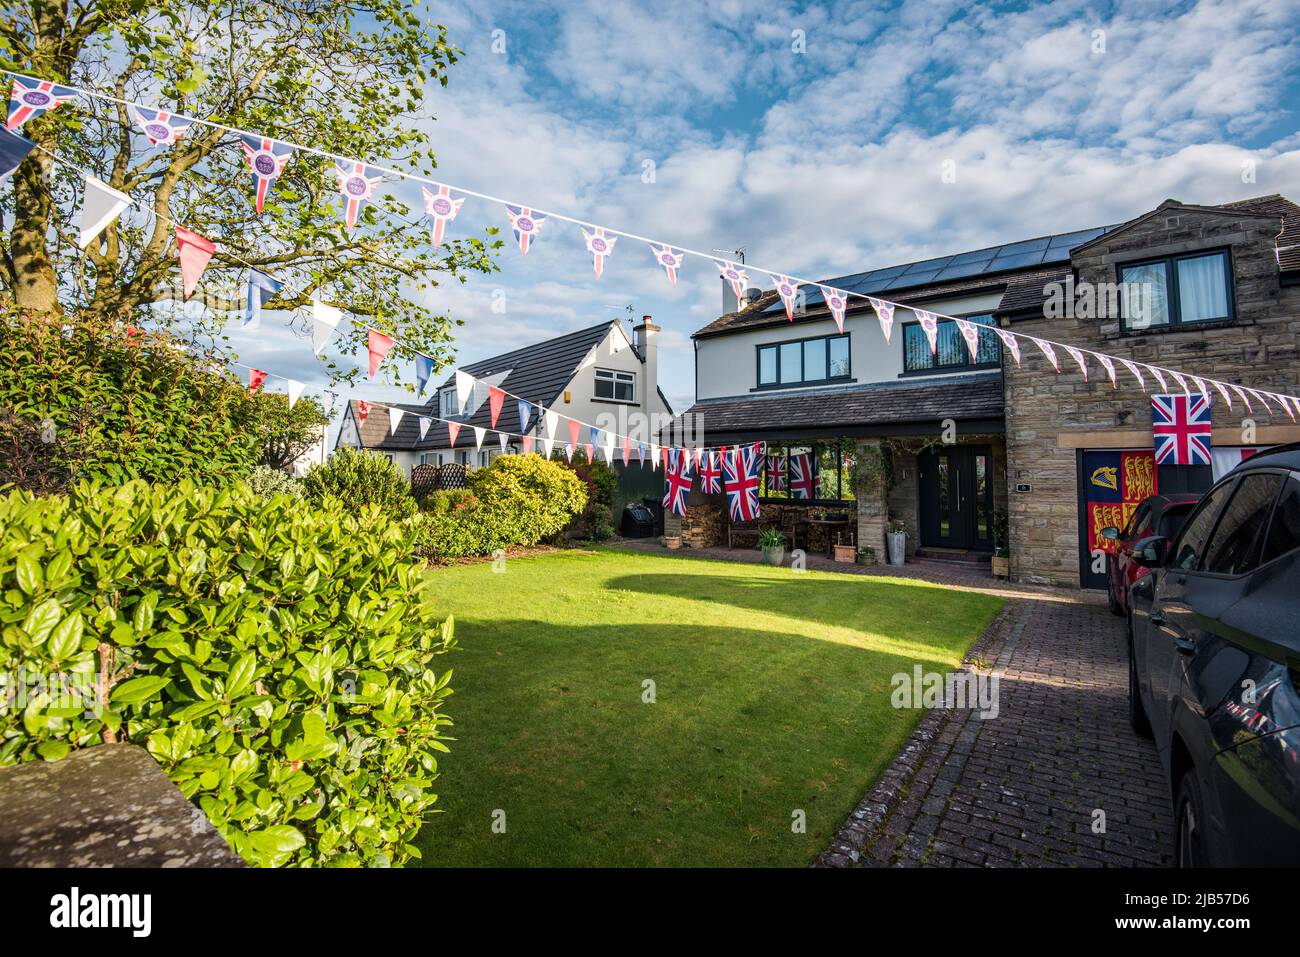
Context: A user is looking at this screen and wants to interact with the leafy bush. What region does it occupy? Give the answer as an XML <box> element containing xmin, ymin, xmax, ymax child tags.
<box><xmin>418</xmin><ymin>454</ymin><xmax>587</xmax><ymax>558</ymax></box>
<box><xmin>0</xmin><ymin>313</ymin><xmax>264</xmax><ymax>488</ymax></box>
<box><xmin>0</xmin><ymin>480</ymin><xmax>455</xmax><ymax>867</ymax></box>
<box><xmin>562</xmin><ymin>455</ymin><xmax>619</xmax><ymax>540</ymax></box>
<box><xmin>246</xmin><ymin>465</ymin><xmax>304</xmax><ymax>500</ymax></box>
<box><xmin>302</xmin><ymin>448</ymin><xmax>417</xmax><ymax>523</ymax></box>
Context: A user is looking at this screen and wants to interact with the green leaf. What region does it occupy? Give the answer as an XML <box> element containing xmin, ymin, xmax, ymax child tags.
<box><xmin>15</xmin><ymin>548</ymin><xmax>43</xmax><ymax>595</ymax></box>
<box><xmin>22</xmin><ymin>599</ymin><xmax>63</xmax><ymax>644</ymax></box>
<box><xmin>36</xmin><ymin>740</ymin><xmax>71</xmax><ymax>761</ymax></box>
<box><xmin>110</xmin><ymin>675</ymin><xmax>172</xmax><ymax>707</ymax></box>
<box><xmin>133</xmin><ymin>592</ymin><xmax>158</xmax><ymax>634</ymax></box>
<box><xmin>48</xmin><ymin>611</ymin><xmax>85</xmax><ymax>661</ymax></box>
<box><xmin>226</xmin><ymin>652</ymin><xmax>256</xmax><ymax>700</ymax></box>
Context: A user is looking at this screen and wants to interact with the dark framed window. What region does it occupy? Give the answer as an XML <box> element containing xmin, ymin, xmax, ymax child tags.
<box><xmin>1118</xmin><ymin>249</ymin><xmax>1233</xmax><ymax>331</ymax></box>
<box><xmin>902</xmin><ymin>314</ymin><xmax>999</xmax><ymax>374</ymax></box>
<box><xmin>1201</xmin><ymin>473</ymin><xmax>1283</xmax><ymax>575</ymax></box>
<box><xmin>758</xmin><ymin>439</ymin><xmax>856</xmax><ymax>503</ymax></box>
<box><xmin>756</xmin><ymin>333</ymin><xmax>850</xmax><ymax>389</ymax></box>
<box><xmin>594</xmin><ymin>368</ymin><xmax>635</xmax><ymax>402</ymax></box>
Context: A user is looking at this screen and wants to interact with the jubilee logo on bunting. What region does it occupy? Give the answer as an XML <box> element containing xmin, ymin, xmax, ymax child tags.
<box><xmin>818</xmin><ymin>286</ymin><xmax>849</xmax><ymax>333</ymax></box>
<box><xmin>913</xmin><ymin>309</ymin><xmax>941</xmax><ymax>354</ymax></box>
<box><xmin>505</xmin><ymin>205</ymin><xmax>546</xmax><ymax>255</ymax></box>
<box><xmin>649</xmin><ymin>244</ymin><xmax>685</xmax><ymax>285</ymax></box>
<box><xmin>771</xmin><ymin>275</ymin><xmax>800</xmax><ymax>321</ymax></box>
<box><xmin>334</xmin><ymin>161</ymin><xmax>384</xmax><ymax>231</ymax></box>
<box><xmin>1152</xmin><ymin>393</ymin><xmax>1212</xmax><ymax>466</ymax></box>
<box><xmin>582</xmin><ymin>227</ymin><xmax>617</xmax><ymax>278</ymax></box>
<box><xmin>129</xmin><ymin>106</ymin><xmax>192</xmax><ymax>147</ymax></box>
<box><xmin>241</xmin><ymin>135</ymin><xmax>293</xmax><ymax>214</ymax></box>
<box><xmin>6</xmin><ymin>77</ymin><xmax>78</xmax><ymax>130</ymax></box>
<box><xmin>953</xmin><ymin>317</ymin><xmax>982</xmax><ymax>363</ymax></box>
<box><xmin>422</xmin><ymin>184</ymin><xmax>464</xmax><ymax>246</ymax></box>
<box><xmin>994</xmin><ymin>327</ymin><xmax>1021</xmax><ymax>367</ymax></box>
<box><xmin>867</xmin><ymin>298</ymin><xmax>896</xmax><ymax>343</ymax></box>
<box><xmin>713</xmin><ymin>259</ymin><xmax>748</xmax><ymax>305</ymax></box>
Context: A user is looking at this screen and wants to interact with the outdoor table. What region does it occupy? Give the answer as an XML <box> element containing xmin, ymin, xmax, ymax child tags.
<box><xmin>806</xmin><ymin>517</ymin><xmax>853</xmax><ymax>558</ymax></box>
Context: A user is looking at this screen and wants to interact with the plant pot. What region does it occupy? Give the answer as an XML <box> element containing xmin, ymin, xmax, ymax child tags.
<box><xmin>833</xmin><ymin>544</ymin><xmax>856</xmax><ymax>563</ymax></box>
<box><xmin>887</xmin><ymin>531</ymin><xmax>906</xmax><ymax>566</ymax></box>
<box><xmin>761</xmin><ymin>545</ymin><xmax>785</xmax><ymax>566</ymax></box>
<box><xmin>991</xmin><ymin>555</ymin><xmax>1009</xmax><ymax>578</ymax></box>
<box><xmin>664</xmin><ymin>536</ymin><xmax>682</xmax><ymax>550</ymax></box>
<box><xmin>857</xmin><ymin>548</ymin><xmax>877</xmax><ymax>565</ymax></box>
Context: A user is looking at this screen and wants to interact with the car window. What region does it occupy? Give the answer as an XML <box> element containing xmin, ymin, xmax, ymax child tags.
<box><xmin>1202</xmin><ymin>474</ymin><xmax>1283</xmax><ymax>575</ymax></box>
<box><xmin>1260</xmin><ymin>476</ymin><xmax>1300</xmax><ymax>565</ymax></box>
<box><xmin>1123</xmin><ymin>504</ymin><xmax>1150</xmax><ymax>538</ymax></box>
<box><xmin>1168</xmin><ymin>482</ymin><xmax>1233</xmax><ymax>572</ymax></box>
<box><xmin>1155</xmin><ymin>505</ymin><xmax>1193</xmax><ymax>539</ymax></box>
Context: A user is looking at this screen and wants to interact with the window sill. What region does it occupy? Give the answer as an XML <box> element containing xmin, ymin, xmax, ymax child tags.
<box><xmin>750</xmin><ymin>378</ymin><xmax>856</xmax><ymax>393</ymax></box>
<box><xmin>591</xmin><ymin>396</ymin><xmax>637</xmax><ymax>405</ymax></box>
<box><xmin>1107</xmin><ymin>316</ymin><xmax>1246</xmax><ymax>339</ymax></box>
<box><xmin>897</xmin><ymin>363</ymin><xmax>1000</xmax><ymax>378</ymax></box>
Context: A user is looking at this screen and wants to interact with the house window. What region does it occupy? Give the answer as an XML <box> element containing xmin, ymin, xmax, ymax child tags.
<box><xmin>439</xmin><ymin>387</ymin><xmax>460</xmax><ymax>419</ymax></box>
<box><xmin>759</xmin><ymin>440</ymin><xmax>857</xmax><ymax>503</ymax></box>
<box><xmin>756</xmin><ymin>333</ymin><xmax>851</xmax><ymax>388</ymax></box>
<box><xmin>419</xmin><ymin>452</ymin><xmax>443</xmax><ymax>466</ymax></box>
<box><xmin>903</xmin><ymin>314</ymin><xmax>999</xmax><ymax>373</ymax></box>
<box><xmin>1118</xmin><ymin>250</ymin><xmax>1233</xmax><ymax>330</ymax></box>
<box><xmin>595</xmin><ymin>368</ymin><xmax>635</xmax><ymax>402</ymax></box>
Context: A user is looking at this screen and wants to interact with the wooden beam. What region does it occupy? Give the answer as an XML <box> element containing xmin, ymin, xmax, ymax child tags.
<box><xmin>1056</xmin><ymin>425</ymin><xmax>1300</xmax><ymax>449</ymax></box>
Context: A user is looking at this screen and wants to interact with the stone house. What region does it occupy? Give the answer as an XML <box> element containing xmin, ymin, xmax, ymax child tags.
<box><xmin>667</xmin><ymin>194</ymin><xmax>1300</xmax><ymax>588</ymax></box>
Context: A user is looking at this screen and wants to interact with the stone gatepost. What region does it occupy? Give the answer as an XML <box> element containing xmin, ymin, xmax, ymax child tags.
<box><xmin>854</xmin><ymin>438</ymin><xmax>888</xmax><ymax>564</ymax></box>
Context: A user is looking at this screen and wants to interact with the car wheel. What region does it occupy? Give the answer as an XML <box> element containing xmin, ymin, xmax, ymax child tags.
<box><xmin>1128</xmin><ymin>636</ymin><xmax>1152</xmax><ymax>737</ymax></box>
<box><xmin>1174</xmin><ymin>772</ymin><xmax>1209</xmax><ymax>867</ymax></box>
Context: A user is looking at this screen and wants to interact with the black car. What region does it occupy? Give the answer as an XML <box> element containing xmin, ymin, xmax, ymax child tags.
<box><xmin>1127</xmin><ymin>442</ymin><xmax>1300</xmax><ymax>866</ymax></box>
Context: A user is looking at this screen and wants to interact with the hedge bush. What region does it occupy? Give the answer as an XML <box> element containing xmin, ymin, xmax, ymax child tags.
<box><xmin>0</xmin><ymin>480</ymin><xmax>455</xmax><ymax>867</ymax></box>
<box><xmin>246</xmin><ymin>465</ymin><xmax>304</xmax><ymax>500</ymax></box>
<box><xmin>302</xmin><ymin>448</ymin><xmax>417</xmax><ymax>523</ymax></box>
<box><xmin>419</xmin><ymin>454</ymin><xmax>587</xmax><ymax>558</ymax></box>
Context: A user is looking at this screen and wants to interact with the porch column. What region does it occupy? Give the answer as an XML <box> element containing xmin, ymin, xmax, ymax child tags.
<box><xmin>854</xmin><ymin>439</ymin><xmax>887</xmax><ymax>565</ymax></box>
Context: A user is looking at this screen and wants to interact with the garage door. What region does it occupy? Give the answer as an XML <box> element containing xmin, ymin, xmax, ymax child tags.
<box><xmin>1076</xmin><ymin>449</ymin><xmax>1158</xmax><ymax>589</ymax></box>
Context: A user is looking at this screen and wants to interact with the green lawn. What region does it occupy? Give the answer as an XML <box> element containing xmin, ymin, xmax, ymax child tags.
<box><xmin>416</xmin><ymin>548</ymin><xmax>1002</xmax><ymax>867</ymax></box>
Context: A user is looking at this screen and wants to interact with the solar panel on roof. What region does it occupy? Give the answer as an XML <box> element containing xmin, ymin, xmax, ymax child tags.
<box><xmin>947</xmin><ymin>247</ymin><xmax>999</xmax><ymax>265</ymax></box>
<box><xmin>1047</xmin><ymin>226</ymin><xmax>1107</xmax><ymax>249</ymax></box>
<box><xmin>902</xmin><ymin>256</ymin><xmax>954</xmax><ymax>274</ymax></box>
<box><xmin>882</xmin><ymin>269</ymin><xmax>941</xmax><ymax>289</ymax></box>
<box><xmin>984</xmin><ymin>250</ymin><xmax>1049</xmax><ymax>270</ymax></box>
<box><xmin>994</xmin><ymin>237</ymin><xmax>1051</xmax><ymax>255</ymax></box>
<box><xmin>933</xmin><ymin>261</ymin><xmax>992</xmax><ymax>281</ymax></box>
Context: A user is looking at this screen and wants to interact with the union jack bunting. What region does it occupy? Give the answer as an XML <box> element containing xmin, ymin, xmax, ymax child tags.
<box><xmin>334</xmin><ymin>161</ymin><xmax>384</xmax><ymax>231</ymax></box>
<box><xmin>241</xmin><ymin>135</ymin><xmax>293</xmax><ymax>214</ymax></box>
<box><xmin>6</xmin><ymin>77</ymin><xmax>78</xmax><ymax>130</ymax></box>
<box><xmin>766</xmin><ymin>454</ymin><xmax>786</xmax><ymax>493</ymax></box>
<box><xmin>953</xmin><ymin>317</ymin><xmax>982</xmax><ymax>363</ymax></box>
<box><xmin>1064</xmin><ymin>345</ymin><xmax>1089</xmax><ymax>381</ymax></box>
<box><xmin>722</xmin><ymin>446</ymin><xmax>761</xmax><ymax>522</ymax></box>
<box><xmin>129</xmin><ymin>105</ymin><xmax>191</xmax><ymax>147</ymax></box>
<box><xmin>913</xmin><ymin>309</ymin><xmax>941</xmax><ymax>354</ymax></box>
<box><xmin>637</xmin><ymin>443</ymin><xmax>646</xmax><ymax>467</ymax></box>
<box><xmin>818</xmin><ymin>285</ymin><xmax>848</xmax><ymax>333</ymax></box>
<box><xmin>789</xmin><ymin>452</ymin><xmax>816</xmax><ymax>499</ymax></box>
<box><xmin>1148</xmin><ymin>366</ymin><xmax>1169</xmax><ymax>395</ymax></box>
<box><xmin>663</xmin><ymin>448</ymin><xmax>694</xmax><ymax>516</ymax></box>
<box><xmin>582</xmin><ymin>226</ymin><xmax>617</xmax><ymax>278</ymax></box>
<box><xmin>649</xmin><ymin>243</ymin><xmax>684</xmax><ymax>285</ymax></box>
<box><xmin>868</xmin><ymin>297</ymin><xmax>896</xmax><ymax>343</ymax></box>
<box><xmin>1120</xmin><ymin>358</ymin><xmax>1146</xmax><ymax>392</ymax></box>
<box><xmin>713</xmin><ymin>259</ymin><xmax>748</xmax><ymax>304</ymax></box>
<box><xmin>1232</xmin><ymin>384</ymin><xmax>1252</xmax><ymax>413</ymax></box>
<box><xmin>1152</xmin><ymin>393</ymin><xmax>1212</xmax><ymax>466</ymax></box>
<box><xmin>995</xmin><ymin>327</ymin><xmax>1021</xmax><ymax>366</ymax></box>
<box><xmin>421</xmin><ymin>184</ymin><xmax>465</xmax><ymax>246</ymax></box>
<box><xmin>771</xmin><ymin>275</ymin><xmax>800</xmax><ymax>321</ymax></box>
<box><xmin>1030</xmin><ymin>337</ymin><xmax>1060</xmax><ymax>371</ymax></box>
<box><xmin>1210</xmin><ymin>379</ymin><xmax>1233</xmax><ymax>410</ymax></box>
<box><xmin>1096</xmin><ymin>352</ymin><xmax>1118</xmax><ymax>389</ymax></box>
<box><xmin>698</xmin><ymin>450</ymin><xmax>722</xmax><ymax>493</ymax></box>
<box><xmin>1169</xmin><ymin>370</ymin><xmax>1190</xmax><ymax>396</ymax></box>
<box><xmin>505</xmin><ymin>205</ymin><xmax>546</xmax><ymax>255</ymax></box>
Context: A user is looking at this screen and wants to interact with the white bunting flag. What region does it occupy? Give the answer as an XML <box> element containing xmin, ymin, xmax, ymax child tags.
<box><xmin>913</xmin><ymin>309</ymin><xmax>941</xmax><ymax>354</ymax></box>
<box><xmin>815</xmin><ymin>286</ymin><xmax>848</xmax><ymax>333</ymax></box>
<box><xmin>540</xmin><ymin>436</ymin><xmax>554</xmax><ymax>458</ymax></box>
<box><xmin>1250</xmin><ymin>389</ymin><xmax>1273</xmax><ymax>413</ymax></box>
<box><xmin>418</xmin><ymin>416</ymin><xmax>432</xmax><ymax>440</ymax></box>
<box><xmin>771</xmin><ymin>275</ymin><xmax>800</xmax><ymax>321</ymax></box>
<box><xmin>287</xmin><ymin>379</ymin><xmax>305</xmax><ymax>409</ymax></box>
<box><xmin>455</xmin><ymin>369</ymin><xmax>475</xmax><ymax>414</ymax></box>
<box><xmin>1169</xmin><ymin>370</ymin><xmax>1190</xmax><ymax>397</ymax></box>
<box><xmin>564</xmin><ymin>442</ymin><xmax>574</xmax><ymax>462</ymax></box>
<box><xmin>1233</xmin><ymin>384</ymin><xmax>1252</xmax><ymax>413</ymax></box>
<box><xmin>473</xmin><ymin>426</ymin><xmax>485</xmax><ymax>451</ymax></box>
<box><xmin>713</xmin><ymin>259</ymin><xmax>748</xmax><ymax>304</ymax></box>
<box><xmin>1095</xmin><ymin>353</ymin><xmax>1117</xmax><ymax>389</ymax></box>
<box><xmin>650</xmin><ymin>443</ymin><xmax>660</xmax><ymax>470</ymax></box>
<box><xmin>1190</xmin><ymin>376</ymin><xmax>1209</xmax><ymax>402</ymax></box>
<box><xmin>1210</xmin><ymin>379</ymin><xmax>1233</xmax><ymax>410</ymax></box>
<box><xmin>311</xmin><ymin>297</ymin><xmax>341</xmax><ymax>354</ymax></box>
<box><xmin>1148</xmin><ymin>366</ymin><xmax>1169</xmax><ymax>395</ymax></box>
<box><xmin>602</xmin><ymin>431</ymin><xmax>615</xmax><ymax>463</ymax></box>
<box><xmin>543</xmin><ymin>407</ymin><xmax>559</xmax><ymax>439</ymax></box>
<box><xmin>953</xmin><ymin>318</ymin><xmax>982</xmax><ymax>363</ymax></box>
<box><xmin>498</xmin><ymin>431</ymin><xmax>509</xmax><ymax>452</ymax></box>
<box><xmin>1064</xmin><ymin>345</ymin><xmax>1088</xmax><ymax>381</ymax></box>
<box><xmin>1029</xmin><ymin>337</ymin><xmax>1060</xmax><ymax>371</ymax></box>
<box><xmin>78</xmin><ymin>175</ymin><xmax>132</xmax><ymax>250</ymax></box>
<box><xmin>867</xmin><ymin>298</ymin><xmax>895</xmax><ymax>343</ymax></box>
<box><xmin>1120</xmin><ymin>358</ymin><xmax>1146</xmax><ymax>392</ymax></box>
<box><xmin>388</xmin><ymin>407</ymin><xmax>404</xmax><ymax>435</ymax></box>
<box><xmin>995</xmin><ymin>328</ymin><xmax>1021</xmax><ymax>366</ymax></box>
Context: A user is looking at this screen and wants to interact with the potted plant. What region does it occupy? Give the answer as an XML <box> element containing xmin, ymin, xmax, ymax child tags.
<box><xmin>757</xmin><ymin>528</ymin><xmax>787</xmax><ymax>566</ymax></box>
<box><xmin>663</xmin><ymin>534</ymin><xmax>682</xmax><ymax>550</ymax></box>
<box><xmin>886</xmin><ymin>519</ymin><xmax>907</xmax><ymax>566</ymax></box>
<box><xmin>857</xmin><ymin>545</ymin><xmax>877</xmax><ymax>565</ymax></box>
<box><xmin>832</xmin><ymin>529</ymin><xmax>856</xmax><ymax>563</ymax></box>
<box><xmin>991</xmin><ymin>509</ymin><xmax>1009</xmax><ymax>578</ymax></box>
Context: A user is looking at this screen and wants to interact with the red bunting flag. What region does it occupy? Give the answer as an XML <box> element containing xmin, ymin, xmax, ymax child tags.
<box><xmin>356</xmin><ymin>400</ymin><xmax>372</xmax><ymax>426</ymax></box>
<box><xmin>447</xmin><ymin>421</ymin><xmax>462</xmax><ymax>446</ymax></box>
<box><xmin>174</xmin><ymin>226</ymin><xmax>215</xmax><ymax>299</ymax></box>
<box><xmin>488</xmin><ymin>385</ymin><xmax>506</xmax><ymax>428</ymax></box>
<box><xmin>622</xmin><ymin>433</ymin><xmax>631</xmax><ymax>466</ymax></box>
<box><xmin>367</xmin><ymin>328</ymin><xmax>395</xmax><ymax>379</ymax></box>
<box><xmin>568</xmin><ymin>418</ymin><xmax>580</xmax><ymax>449</ymax></box>
<box><xmin>248</xmin><ymin>368</ymin><xmax>268</xmax><ymax>395</ymax></box>
<box><xmin>521</xmin><ymin>434</ymin><xmax>534</xmax><ymax>455</ymax></box>
<box><xmin>583</xmin><ymin>442</ymin><xmax>594</xmax><ymax>462</ymax></box>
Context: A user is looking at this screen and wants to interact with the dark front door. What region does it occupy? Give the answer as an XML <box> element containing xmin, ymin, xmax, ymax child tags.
<box><xmin>918</xmin><ymin>445</ymin><xmax>994</xmax><ymax>550</ymax></box>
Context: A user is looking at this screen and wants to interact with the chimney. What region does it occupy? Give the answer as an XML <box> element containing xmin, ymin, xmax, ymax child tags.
<box><xmin>633</xmin><ymin>315</ymin><xmax>659</xmax><ymax>421</ymax></box>
<box><xmin>722</xmin><ymin>275</ymin><xmax>738</xmax><ymax>315</ymax></box>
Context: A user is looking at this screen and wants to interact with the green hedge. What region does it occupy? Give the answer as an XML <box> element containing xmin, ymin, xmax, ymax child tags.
<box><xmin>0</xmin><ymin>480</ymin><xmax>455</xmax><ymax>867</ymax></box>
<box><xmin>419</xmin><ymin>454</ymin><xmax>587</xmax><ymax>558</ymax></box>
<box><xmin>302</xmin><ymin>448</ymin><xmax>417</xmax><ymax>523</ymax></box>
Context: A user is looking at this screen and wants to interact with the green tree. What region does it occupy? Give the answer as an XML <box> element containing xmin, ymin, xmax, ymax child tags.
<box><xmin>0</xmin><ymin>1</ymin><xmax>499</xmax><ymax>386</ymax></box>
<box><xmin>248</xmin><ymin>391</ymin><xmax>329</xmax><ymax>470</ymax></box>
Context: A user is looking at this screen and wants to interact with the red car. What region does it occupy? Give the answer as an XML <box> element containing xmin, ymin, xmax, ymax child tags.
<box><xmin>1101</xmin><ymin>493</ymin><xmax>1200</xmax><ymax>617</ymax></box>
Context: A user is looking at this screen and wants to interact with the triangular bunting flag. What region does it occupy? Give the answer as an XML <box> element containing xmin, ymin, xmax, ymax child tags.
<box><xmin>1211</xmin><ymin>379</ymin><xmax>1233</xmax><ymax>410</ymax></box>
<box><xmin>447</xmin><ymin>421</ymin><xmax>462</xmax><ymax>446</ymax></box>
<box><xmin>543</xmin><ymin>407</ymin><xmax>559</xmax><ymax>439</ymax></box>
<box><xmin>564</xmin><ymin>442</ymin><xmax>574</xmax><ymax>462</ymax></box>
<box><xmin>0</xmin><ymin>128</ymin><xmax>34</xmax><ymax>179</ymax></box>
<box><xmin>540</xmin><ymin>436</ymin><xmax>554</xmax><ymax>458</ymax></box>
<box><xmin>6</xmin><ymin>77</ymin><xmax>77</xmax><ymax>130</ymax></box>
<box><xmin>418</xmin><ymin>416</ymin><xmax>432</xmax><ymax>440</ymax></box>
<box><xmin>174</xmin><ymin>226</ymin><xmax>215</xmax><ymax>300</ymax></box>
<box><xmin>771</xmin><ymin>275</ymin><xmax>800</xmax><ymax>321</ymax></box>
<box><xmin>713</xmin><ymin>259</ymin><xmax>748</xmax><ymax>305</ymax></box>
<box><xmin>1148</xmin><ymin>366</ymin><xmax>1169</xmax><ymax>394</ymax></box>
<box><xmin>868</xmin><ymin>298</ymin><xmax>896</xmax><ymax>343</ymax></box>
<box><xmin>649</xmin><ymin>244</ymin><xmax>684</xmax><ymax>285</ymax></box>
<box><xmin>244</xmin><ymin>268</ymin><xmax>281</xmax><ymax>328</ymax></box>
<box><xmin>241</xmin><ymin>135</ymin><xmax>293</xmax><ymax>214</ymax></box>
<box><xmin>356</xmin><ymin>400</ymin><xmax>372</xmax><ymax>426</ymax></box>
<box><xmin>1120</xmin><ymin>358</ymin><xmax>1146</xmax><ymax>392</ymax></box>
<box><xmin>248</xmin><ymin>368</ymin><xmax>268</xmax><ymax>395</ymax></box>
<box><xmin>622</xmin><ymin>433</ymin><xmax>631</xmax><ymax>466</ymax></box>
<box><xmin>473</xmin><ymin>426</ymin><xmax>485</xmax><ymax>451</ymax></box>
<box><xmin>78</xmin><ymin>175</ymin><xmax>132</xmax><ymax>250</ymax></box>
<box><xmin>1064</xmin><ymin>345</ymin><xmax>1088</xmax><ymax>381</ymax></box>
<box><xmin>334</xmin><ymin>161</ymin><xmax>383</xmax><ymax>231</ymax></box>
<box><xmin>582</xmin><ymin>226</ymin><xmax>617</xmax><ymax>278</ymax></box>
<box><xmin>913</xmin><ymin>309</ymin><xmax>941</xmax><ymax>354</ymax></box>
<box><xmin>312</xmin><ymin>297</ymin><xmax>341</xmax><ymax>354</ymax></box>
<box><xmin>522</xmin><ymin>435</ymin><xmax>534</xmax><ymax>455</ymax></box>
<box><xmin>422</xmin><ymin>184</ymin><xmax>465</xmax><ymax>246</ymax></box>
<box><xmin>388</xmin><ymin>407</ymin><xmax>404</xmax><ymax>435</ymax></box>
<box><xmin>129</xmin><ymin>105</ymin><xmax>192</xmax><ymax>147</ymax></box>
<box><xmin>367</xmin><ymin>328</ymin><xmax>395</xmax><ymax>379</ymax></box>
<box><xmin>415</xmin><ymin>354</ymin><xmax>435</xmax><ymax>396</ymax></box>
<box><xmin>994</xmin><ymin>328</ymin><xmax>1021</xmax><ymax>366</ymax></box>
<box><xmin>818</xmin><ymin>286</ymin><xmax>848</xmax><ymax>333</ymax></box>
<box><xmin>1095</xmin><ymin>353</ymin><xmax>1118</xmax><ymax>389</ymax></box>
<box><xmin>1030</xmin><ymin>337</ymin><xmax>1060</xmax><ymax>371</ymax></box>
<box><xmin>287</xmin><ymin>379</ymin><xmax>305</xmax><ymax>409</ymax></box>
<box><xmin>953</xmin><ymin>317</ymin><xmax>982</xmax><ymax>363</ymax></box>
<box><xmin>455</xmin><ymin>370</ymin><xmax>475</xmax><ymax>414</ymax></box>
<box><xmin>516</xmin><ymin>399</ymin><xmax>533</xmax><ymax>433</ymax></box>
<box><xmin>488</xmin><ymin>386</ymin><xmax>505</xmax><ymax>428</ymax></box>
<box><xmin>499</xmin><ymin>431</ymin><xmax>509</xmax><ymax>452</ymax></box>
<box><xmin>505</xmin><ymin>205</ymin><xmax>545</xmax><ymax>255</ymax></box>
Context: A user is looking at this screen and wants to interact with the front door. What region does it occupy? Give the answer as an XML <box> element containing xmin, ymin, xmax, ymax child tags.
<box><xmin>918</xmin><ymin>445</ymin><xmax>994</xmax><ymax>550</ymax></box>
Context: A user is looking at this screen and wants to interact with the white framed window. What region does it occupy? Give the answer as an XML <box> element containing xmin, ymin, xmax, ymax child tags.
<box><xmin>419</xmin><ymin>452</ymin><xmax>443</xmax><ymax>466</ymax></box>
<box><xmin>440</xmin><ymin>387</ymin><xmax>459</xmax><ymax>419</ymax></box>
<box><xmin>595</xmin><ymin>368</ymin><xmax>635</xmax><ymax>402</ymax></box>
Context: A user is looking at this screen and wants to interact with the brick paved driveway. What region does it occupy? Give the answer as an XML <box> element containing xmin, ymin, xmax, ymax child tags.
<box><xmin>615</xmin><ymin>540</ymin><xmax>1176</xmax><ymax>868</ymax></box>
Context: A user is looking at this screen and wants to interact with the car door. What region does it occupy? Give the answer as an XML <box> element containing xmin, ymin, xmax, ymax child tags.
<box><xmin>1146</xmin><ymin>481</ymin><xmax>1234</xmax><ymax>752</ymax></box>
<box><xmin>1115</xmin><ymin>503</ymin><xmax>1151</xmax><ymax>604</ymax></box>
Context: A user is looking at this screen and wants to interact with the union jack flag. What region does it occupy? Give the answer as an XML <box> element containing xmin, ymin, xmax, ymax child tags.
<box><xmin>241</xmin><ymin>135</ymin><xmax>293</xmax><ymax>214</ymax></box>
<box><xmin>714</xmin><ymin>259</ymin><xmax>748</xmax><ymax>304</ymax></box>
<box><xmin>819</xmin><ymin>285</ymin><xmax>849</xmax><ymax>333</ymax></box>
<box><xmin>130</xmin><ymin>106</ymin><xmax>192</xmax><ymax>147</ymax></box>
<box><xmin>649</xmin><ymin>243</ymin><xmax>684</xmax><ymax>285</ymax></box>
<box><xmin>582</xmin><ymin>226</ymin><xmax>617</xmax><ymax>278</ymax></box>
<box><xmin>914</xmin><ymin>309</ymin><xmax>941</xmax><ymax>354</ymax></box>
<box><xmin>789</xmin><ymin>453</ymin><xmax>817</xmax><ymax>499</ymax></box>
<box><xmin>6</xmin><ymin>77</ymin><xmax>78</xmax><ymax>131</ymax></box>
<box><xmin>698</xmin><ymin>450</ymin><xmax>722</xmax><ymax>493</ymax></box>
<box><xmin>663</xmin><ymin>447</ymin><xmax>694</xmax><ymax>516</ymax></box>
<box><xmin>766</xmin><ymin>454</ymin><xmax>786</xmax><ymax>493</ymax></box>
<box><xmin>505</xmin><ymin>205</ymin><xmax>546</xmax><ymax>255</ymax></box>
<box><xmin>422</xmin><ymin>184</ymin><xmax>464</xmax><ymax>246</ymax></box>
<box><xmin>723</xmin><ymin>446</ymin><xmax>761</xmax><ymax>522</ymax></box>
<box><xmin>334</xmin><ymin>161</ymin><xmax>384</xmax><ymax>231</ymax></box>
<box><xmin>771</xmin><ymin>275</ymin><xmax>800</xmax><ymax>321</ymax></box>
<box><xmin>1152</xmin><ymin>393</ymin><xmax>1212</xmax><ymax>466</ymax></box>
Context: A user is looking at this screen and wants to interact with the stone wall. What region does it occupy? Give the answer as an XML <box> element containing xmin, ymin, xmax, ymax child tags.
<box><xmin>1004</xmin><ymin>202</ymin><xmax>1300</xmax><ymax>586</ymax></box>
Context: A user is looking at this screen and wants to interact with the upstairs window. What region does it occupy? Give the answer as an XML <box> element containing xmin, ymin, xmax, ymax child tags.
<box><xmin>1119</xmin><ymin>250</ymin><xmax>1233</xmax><ymax>330</ymax></box>
<box><xmin>595</xmin><ymin>368</ymin><xmax>635</xmax><ymax>402</ymax></box>
<box><xmin>439</xmin><ymin>387</ymin><xmax>460</xmax><ymax>419</ymax></box>
<box><xmin>757</xmin><ymin>333</ymin><xmax>850</xmax><ymax>388</ymax></box>
<box><xmin>903</xmin><ymin>314</ymin><xmax>999</xmax><ymax>373</ymax></box>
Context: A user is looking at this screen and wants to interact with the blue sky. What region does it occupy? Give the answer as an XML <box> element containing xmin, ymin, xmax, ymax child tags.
<box><xmin>225</xmin><ymin>0</ymin><xmax>1300</xmax><ymax>423</ymax></box>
